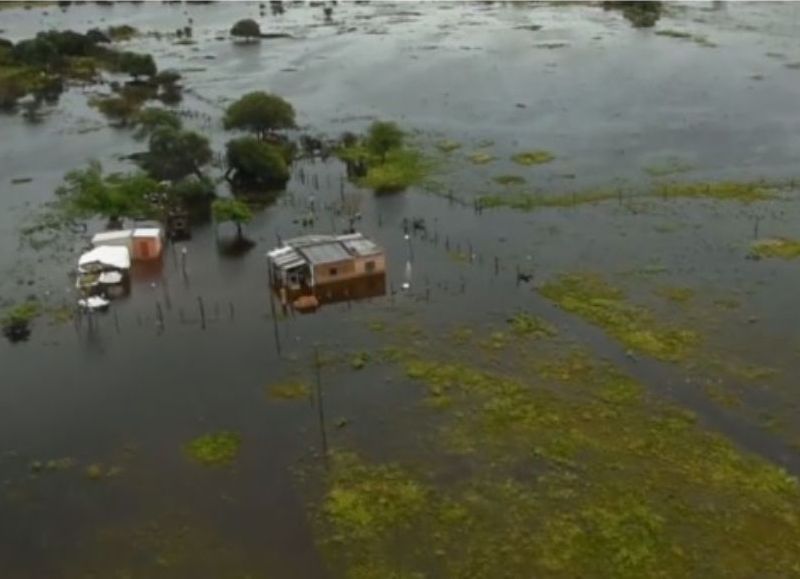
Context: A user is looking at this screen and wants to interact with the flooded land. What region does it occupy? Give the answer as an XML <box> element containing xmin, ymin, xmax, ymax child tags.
<box><xmin>3</xmin><ymin>1</ymin><xmax>800</xmax><ymax>577</ymax></box>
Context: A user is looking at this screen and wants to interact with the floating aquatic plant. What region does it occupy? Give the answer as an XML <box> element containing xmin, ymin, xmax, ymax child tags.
<box><xmin>184</xmin><ymin>431</ymin><xmax>241</xmax><ymax>466</ymax></box>
<box><xmin>511</xmin><ymin>150</ymin><xmax>554</xmax><ymax>166</ymax></box>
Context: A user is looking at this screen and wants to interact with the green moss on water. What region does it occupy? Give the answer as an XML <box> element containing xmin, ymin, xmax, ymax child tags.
<box><xmin>656</xmin><ymin>180</ymin><xmax>775</xmax><ymax>202</ymax></box>
<box><xmin>269</xmin><ymin>380</ymin><xmax>310</xmax><ymax>400</ymax></box>
<box><xmin>492</xmin><ymin>174</ymin><xmax>526</xmax><ymax>186</ymax></box>
<box><xmin>184</xmin><ymin>431</ymin><xmax>241</xmax><ymax>466</ymax></box>
<box><xmin>540</xmin><ymin>273</ymin><xmax>698</xmax><ymax>362</ymax></box>
<box><xmin>511</xmin><ymin>150</ymin><xmax>554</xmax><ymax>166</ymax></box>
<box><xmin>1</xmin><ymin>300</ymin><xmax>39</xmax><ymax>328</ymax></box>
<box><xmin>654</xmin><ymin>29</ymin><xmax>693</xmax><ymax>39</ymax></box>
<box><xmin>751</xmin><ymin>238</ymin><xmax>800</xmax><ymax>259</ymax></box>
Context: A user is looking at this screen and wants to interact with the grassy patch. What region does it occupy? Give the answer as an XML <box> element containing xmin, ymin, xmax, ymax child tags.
<box><xmin>492</xmin><ymin>174</ymin><xmax>526</xmax><ymax>186</ymax></box>
<box><xmin>269</xmin><ymin>380</ymin><xmax>310</xmax><ymax>400</ymax></box>
<box><xmin>350</xmin><ymin>351</ymin><xmax>369</xmax><ymax>370</ymax></box>
<box><xmin>360</xmin><ymin>149</ymin><xmax>431</xmax><ymax>193</ymax></box>
<box><xmin>655</xmin><ymin>181</ymin><xmax>775</xmax><ymax>202</ymax></box>
<box><xmin>1</xmin><ymin>300</ymin><xmax>40</xmax><ymax>328</ymax></box>
<box><xmin>540</xmin><ymin>273</ymin><xmax>698</xmax><ymax>362</ymax></box>
<box><xmin>751</xmin><ymin>238</ymin><xmax>800</xmax><ymax>260</ymax></box>
<box><xmin>507</xmin><ymin>312</ymin><xmax>557</xmax><ymax>338</ymax></box>
<box><xmin>511</xmin><ymin>150</ymin><xmax>555</xmax><ymax>166</ymax></box>
<box><xmin>184</xmin><ymin>431</ymin><xmax>241</xmax><ymax>466</ymax></box>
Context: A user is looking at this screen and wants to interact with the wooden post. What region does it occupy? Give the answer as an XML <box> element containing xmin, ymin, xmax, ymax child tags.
<box><xmin>197</xmin><ymin>296</ymin><xmax>206</xmax><ymax>330</ymax></box>
<box><xmin>314</xmin><ymin>346</ymin><xmax>329</xmax><ymax>468</ymax></box>
<box><xmin>269</xmin><ymin>289</ymin><xmax>282</xmax><ymax>356</ymax></box>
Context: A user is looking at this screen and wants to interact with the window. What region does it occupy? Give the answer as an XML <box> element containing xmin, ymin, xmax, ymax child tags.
<box><xmin>329</xmin><ymin>267</ymin><xmax>338</xmax><ymax>276</ymax></box>
<box><xmin>365</xmin><ymin>260</ymin><xmax>375</xmax><ymax>272</ymax></box>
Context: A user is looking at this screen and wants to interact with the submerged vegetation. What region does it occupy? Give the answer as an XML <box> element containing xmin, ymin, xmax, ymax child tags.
<box><xmin>184</xmin><ymin>431</ymin><xmax>241</xmax><ymax>466</ymax></box>
<box><xmin>1</xmin><ymin>300</ymin><xmax>39</xmax><ymax>342</ymax></box>
<box><xmin>751</xmin><ymin>238</ymin><xmax>800</xmax><ymax>260</ymax></box>
<box><xmin>540</xmin><ymin>273</ymin><xmax>698</xmax><ymax>362</ymax></box>
<box><xmin>269</xmin><ymin>380</ymin><xmax>310</xmax><ymax>400</ymax></box>
<box><xmin>655</xmin><ymin>180</ymin><xmax>776</xmax><ymax>202</ymax></box>
<box><xmin>318</xmin><ymin>339</ymin><xmax>800</xmax><ymax>578</ymax></box>
<box><xmin>511</xmin><ymin>150</ymin><xmax>555</xmax><ymax>166</ymax></box>
<box><xmin>337</xmin><ymin>121</ymin><xmax>431</xmax><ymax>192</ymax></box>
<box><xmin>479</xmin><ymin>189</ymin><xmax>619</xmax><ymax>211</ymax></box>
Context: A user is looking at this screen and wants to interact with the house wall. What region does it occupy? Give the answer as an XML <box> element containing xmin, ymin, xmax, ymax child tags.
<box><xmin>353</xmin><ymin>253</ymin><xmax>386</xmax><ymax>275</ymax></box>
<box><xmin>313</xmin><ymin>259</ymin><xmax>356</xmax><ymax>284</ymax></box>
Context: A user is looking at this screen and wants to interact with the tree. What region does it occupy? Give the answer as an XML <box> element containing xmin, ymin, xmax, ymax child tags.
<box><xmin>212</xmin><ymin>198</ymin><xmax>252</xmax><ymax>240</ymax></box>
<box><xmin>230</xmin><ymin>19</ymin><xmax>261</xmax><ymax>42</ymax></box>
<box><xmin>366</xmin><ymin>121</ymin><xmax>404</xmax><ymax>161</ymax></box>
<box><xmin>143</xmin><ymin>127</ymin><xmax>212</xmax><ymax>181</ymax></box>
<box><xmin>225</xmin><ymin>136</ymin><xmax>289</xmax><ymax>187</ymax></box>
<box><xmin>223</xmin><ymin>91</ymin><xmax>296</xmax><ymax>140</ymax></box>
<box><xmin>133</xmin><ymin>106</ymin><xmax>182</xmax><ymax>139</ymax></box>
<box><xmin>56</xmin><ymin>161</ymin><xmax>157</xmax><ymax>221</ymax></box>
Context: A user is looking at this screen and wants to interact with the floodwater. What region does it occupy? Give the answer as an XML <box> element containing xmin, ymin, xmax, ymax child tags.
<box><xmin>2</xmin><ymin>1</ymin><xmax>800</xmax><ymax>577</ymax></box>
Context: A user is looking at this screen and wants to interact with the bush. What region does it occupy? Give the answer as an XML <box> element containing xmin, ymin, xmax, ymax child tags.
<box><xmin>225</xmin><ymin>136</ymin><xmax>289</xmax><ymax>187</ymax></box>
<box><xmin>223</xmin><ymin>91</ymin><xmax>296</xmax><ymax>140</ymax></box>
<box><xmin>212</xmin><ymin>198</ymin><xmax>253</xmax><ymax>239</ymax></box>
<box><xmin>169</xmin><ymin>176</ymin><xmax>216</xmax><ymax>206</ymax></box>
<box><xmin>230</xmin><ymin>18</ymin><xmax>261</xmax><ymax>41</ymax></box>
<box><xmin>133</xmin><ymin>106</ymin><xmax>182</xmax><ymax>139</ymax></box>
<box><xmin>91</xmin><ymin>95</ymin><xmax>140</xmax><ymax>125</ymax></box>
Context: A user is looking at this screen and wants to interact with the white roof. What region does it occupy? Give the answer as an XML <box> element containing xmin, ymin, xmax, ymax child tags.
<box><xmin>92</xmin><ymin>230</ymin><xmax>133</xmax><ymax>245</ymax></box>
<box><xmin>78</xmin><ymin>246</ymin><xmax>131</xmax><ymax>271</ymax></box>
<box><xmin>133</xmin><ymin>227</ymin><xmax>161</xmax><ymax>238</ymax></box>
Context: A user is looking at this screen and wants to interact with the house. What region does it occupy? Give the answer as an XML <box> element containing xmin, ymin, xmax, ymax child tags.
<box><xmin>267</xmin><ymin>232</ymin><xmax>386</xmax><ymax>310</ymax></box>
<box><xmin>76</xmin><ymin>245</ymin><xmax>131</xmax><ymax>300</ymax></box>
<box><xmin>91</xmin><ymin>226</ymin><xmax>164</xmax><ymax>261</ymax></box>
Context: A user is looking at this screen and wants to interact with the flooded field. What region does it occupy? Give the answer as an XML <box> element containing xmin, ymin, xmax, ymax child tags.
<box><xmin>2</xmin><ymin>1</ymin><xmax>800</xmax><ymax>577</ymax></box>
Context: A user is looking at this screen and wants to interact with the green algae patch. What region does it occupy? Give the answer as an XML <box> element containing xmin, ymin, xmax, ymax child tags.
<box><xmin>269</xmin><ymin>380</ymin><xmax>310</xmax><ymax>400</ymax></box>
<box><xmin>751</xmin><ymin>238</ymin><xmax>800</xmax><ymax>259</ymax></box>
<box><xmin>467</xmin><ymin>151</ymin><xmax>494</xmax><ymax>165</ymax></box>
<box><xmin>478</xmin><ymin>189</ymin><xmax>618</xmax><ymax>211</ymax></box>
<box><xmin>507</xmin><ymin>312</ymin><xmax>557</xmax><ymax>338</ymax></box>
<box><xmin>655</xmin><ymin>180</ymin><xmax>776</xmax><ymax>202</ymax></box>
<box><xmin>511</xmin><ymin>150</ymin><xmax>554</xmax><ymax>166</ymax></box>
<box><xmin>435</xmin><ymin>139</ymin><xmax>461</xmax><ymax>153</ymax></box>
<box><xmin>492</xmin><ymin>174</ymin><xmax>526</xmax><ymax>186</ymax></box>
<box><xmin>184</xmin><ymin>431</ymin><xmax>241</xmax><ymax>466</ymax></box>
<box><xmin>540</xmin><ymin>273</ymin><xmax>698</xmax><ymax>362</ymax></box>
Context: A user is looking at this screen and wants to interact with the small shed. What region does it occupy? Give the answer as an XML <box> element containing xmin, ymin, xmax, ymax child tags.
<box><xmin>131</xmin><ymin>228</ymin><xmax>164</xmax><ymax>261</ymax></box>
<box><xmin>78</xmin><ymin>246</ymin><xmax>131</xmax><ymax>273</ymax></box>
<box><xmin>92</xmin><ymin>229</ymin><xmax>133</xmax><ymax>249</ymax></box>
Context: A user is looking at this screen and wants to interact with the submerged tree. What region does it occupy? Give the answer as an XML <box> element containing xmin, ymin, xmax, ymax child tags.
<box><xmin>56</xmin><ymin>161</ymin><xmax>158</xmax><ymax>222</ymax></box>
<box><xmin>142</xmin><ymin>127</ymin><xmax>212</xmax><ymax>181</ymax></box>
<box><xmin>223</xmin><ymin>91</ymin><xmax>296</xmax><ymax>140</ymax></box>
<box><xmin>212</xmin><ymin>198</ymin><xmax>253</xmax><ymax>241</ymax></box>
<box><xmin>366</xmin><ymin>121</ymin><xmax>404</xmax><ymax>161</ymax></box>
<box><xmin>225</xmin><ymin>136</ymin><xmax>290</xmax><ymax>188</ymax></box>
<box><xmin>132</xmin><ymin>106</ymin><xmax>182</xmax><ymax>139</ymax></box>
<box><xmin>230</xmin><ymin>18</ymin><xmax>261</xmax><ymax>42</ymax></box>
<box><xmin>602</xmin><ymin>1</ymin><xmax>663</xmax><ymax>28</ymax></box>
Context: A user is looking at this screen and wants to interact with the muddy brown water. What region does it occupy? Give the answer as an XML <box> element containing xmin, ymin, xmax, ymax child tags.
<box><xmin>3</xmin><ymin>1</ymin><xmax>800</xmax><ymax>577</ymax></box>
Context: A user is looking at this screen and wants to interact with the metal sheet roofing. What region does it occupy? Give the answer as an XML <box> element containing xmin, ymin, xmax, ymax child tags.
<box><xmin>341</xmin><ymin>238</ymin><xmax>381</xmax><ymax>257</ymax></box>
<box><xmin>299</xmin><ymin>242</ymin><xmax>352</xmax><ymax>265</ymax></box>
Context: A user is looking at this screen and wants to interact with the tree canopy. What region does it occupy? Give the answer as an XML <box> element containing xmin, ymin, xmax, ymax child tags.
<box><xmin>366</xmin><ymin>121</ymin><xmax>404</xmax><ymax>160</ymax></box>
<box><xmin>133</xmin><ymin>107</ymin><xmax>182</xmax><ymax>139</ymax></box>
<box><xmin>56</xmin><ymin>161</ymin><xmax>158</xmax><ymax>220</ymax></box>
<box><xmin>230</xmin><ymin>19</ymin><xmax>261</xmax><ymax>41</ymax></box>
<box><xmin>142</xmin><ymin>127</ymin><xmax>212</xmax><ymax>181</ymax></box>
<box><xmin>212</xmin><ymin>198</ymin><xmax>253</xmax><ymax>239</ymax></box>
<box><xmin>225</xmin><ymin>136</ymin><xmax>289</xmax><ymax>188</ymax></box>
<box><xmin>223</xmin><ymin>91</ymin><xmax>296</xmax><ymax>140</ymax></box>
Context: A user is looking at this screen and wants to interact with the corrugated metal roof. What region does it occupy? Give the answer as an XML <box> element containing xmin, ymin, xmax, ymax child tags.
<box><xmin>341</xmin><ymin>238</ymin><xmax>381</xmax><ymax>257</ymax></box>
<box><xmin>270</xmin><ymin>246</ymin><xmax>306</xmax><ymax>270</ymax></box>
<box><xmin>299</xmin><ymin>242</ymin><xmax>351</xmax><ymax>265</ymax></box>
